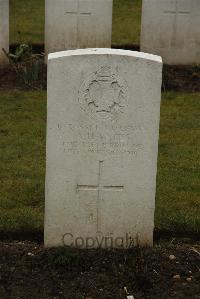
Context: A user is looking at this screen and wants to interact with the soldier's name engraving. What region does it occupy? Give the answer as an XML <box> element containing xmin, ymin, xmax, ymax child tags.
<box><xmin>57</xmin><ymin>122</ymin><xmax>143</xmax><ymax>155</ymax></box>
<box><xmin>58</xmin><ymin>123</ymin><xmax>143</xmax><ymax>134</ymax></box>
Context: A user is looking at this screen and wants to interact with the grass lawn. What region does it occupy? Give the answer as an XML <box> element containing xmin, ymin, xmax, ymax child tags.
<box><xmin>10</xmin><ymin>0</ymin><xmax>142</xmax><ymax>46</ymax></box>
<box><xmin>0</xmin><ymin>91</ymin><xmax>46</xmax><ymax>233</ymax></box>
<box><xmin>112</xmin><ymin>0</ymin><xmax>141</xmax><ymax>46</ymax></box>
<box><xmin>156</xmin><ymin>92</ymin><xmax>200</xmax><ymax>234</ymax></box>
<box><xmin>0</xmin><ymin>90</ymin><xmax>199</xmax><ymax>235</ymax></box>
<box><xmin>10</xmin><ymin>0</ymin><xmax>45</xmax><ymax>45</ymax></box>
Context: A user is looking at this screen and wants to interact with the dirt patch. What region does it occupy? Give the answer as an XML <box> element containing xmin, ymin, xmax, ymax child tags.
<box><xmin>1</xmin><ymin>44</ymin><xmax>200</xmax><ymax>92</ymax></box>
<box><xmin>0</xmin><ymin>241</ymin><xmax>199</xmax><ymax>298</ymax></box>
<box><xmin>163</xmin><ymin>65</ymin><xmax>200</xmax><ymax>92</ymax></box>
<box><xmin>0</xmin><ymin>64</ymin><xmax>47</xmax><ymax>91</ymax></box>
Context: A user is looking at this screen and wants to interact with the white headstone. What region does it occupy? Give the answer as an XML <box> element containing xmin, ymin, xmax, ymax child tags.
<box><xmin>0</xmin><ymin>0</ymin><xmax>9</xmax><ymax>64</ymax></box>
<box><xmin>141</xmin><ymin>0</ymin><xmax>200</xmax><ymax>65</ymax></box>
<box><xmin>45</xmin><ymin>48</ymin><xmax>162</xmax><ymax>248</ymax></box>
<box><xmin>45</xmin><ymin>0</ymin><xmax>113</xmax><ymax>57</ymax></box>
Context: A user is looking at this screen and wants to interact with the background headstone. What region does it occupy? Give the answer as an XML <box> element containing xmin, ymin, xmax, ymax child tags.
<box><xmin>45</xmin><ymin>48</ymin><xmax>162</xmax><ymax>248</ymax></box>
<box><xmin>141</xmin><ymin>0</ymin><xmax>200</xmax><ymax>65</ymax></box>
<box><xmin>45</xmin><ymin>0</ymin><xmax>113</xmax><ymax>57</ymax></box>
<box><xmin>0</xmin><ymin>0</ymin><xmax>9</xmax><ymax>65</ymax></box>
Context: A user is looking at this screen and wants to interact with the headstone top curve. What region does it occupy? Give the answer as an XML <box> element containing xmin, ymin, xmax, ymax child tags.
<box><xmin>45</xmin><ymin>43</ymin><xmax>163</xmax><ymax>248</ymax></box>
<box><xmin>48</xmin><ymin>48</ymin><xmax>162</xmax><ymax>64</ymax></box>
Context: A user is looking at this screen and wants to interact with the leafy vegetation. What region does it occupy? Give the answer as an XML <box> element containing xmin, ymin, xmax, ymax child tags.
<box><xmin>5</xmin><ymin>44</ymin><xmax>44</xmax><ymax>87</ymax></box>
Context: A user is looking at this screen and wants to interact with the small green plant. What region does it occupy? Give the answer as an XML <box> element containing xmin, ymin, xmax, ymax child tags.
<box><xmin>192</xmin><ymin>64</ymin><xmax>200</xmax><ymax>73</ymax></box>
<box><xmin>9</xmin><ymin>44</ymin><xmax>32</xmax><ymax>62</ymax></box>
<box><xmin>191</xmin><ymin>64</ymin><xmax>200</xmax><ymax>80</ymax></box>
<box><xmin>3</xmin><ymin>44</ymin><xmax>44</xmax><ymax>88</ymax></box>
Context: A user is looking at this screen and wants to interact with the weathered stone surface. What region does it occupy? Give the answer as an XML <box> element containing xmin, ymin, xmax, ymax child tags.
<box><xmin>141</xmin><ymin>0</ymin><xmax>200</xmax><ymax>65</ymax></box>
<box><xmin>0</xmin><ymin>0</ymin><xmax>9</xmax><ymax>64</ymax></box>
<box><xmin>45</xmin><ymin>49</ymin><xmax>162</xmax><ymax>248</ymax></box>
<box><xmin>45</xmin><ymin>0</ymin><xmax>113</xmax><ymax>57</ymax></box>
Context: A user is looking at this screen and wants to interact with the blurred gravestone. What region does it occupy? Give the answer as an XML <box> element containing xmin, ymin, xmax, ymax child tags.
<box><xmin>45</xmin><ymin>0</ymin><xmax>113</xmax><ymax>57</ymax></box>
<box><xmin>0</xmin><ymin>0</ymin><xmax>9</xmax><ymax>65</ymax></box>
<box><xmin>141</xmin><ymin>0</ymin><xmax>200</xmax><ymax>64</ymax></box>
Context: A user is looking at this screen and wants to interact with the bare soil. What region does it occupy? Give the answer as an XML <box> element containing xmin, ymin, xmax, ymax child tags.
<box><xmin>0</xmin><ymin>241</ymin><xmax>199</xmax><ymax>299</ymax></box>
<box><xmin>0</xmin><ymin>64</ymin><xmax>47</xmax><ymax>91</ymax></box>
<box><xmin>163</xmin><ymin>65</ymin><xmax>200</xmax><ymax>92</ymax></box>
<box><xmin>0</xmin><ymin>44</ymin><xmax>200</xmax><ymax>92</ymax></box>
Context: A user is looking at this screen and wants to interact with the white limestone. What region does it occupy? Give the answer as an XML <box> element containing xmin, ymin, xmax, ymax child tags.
<box><xmin>0</xmin><ymin>0</ymin><xmax>9</xmax><ymax>64</ymax></box>
<box><xmin>45</xmin><ymin>0</ymin><xmax>113</xmax><ymax>57</ymax></box>
<box><xmin>45</xmin><ymin>48</ymin><xmax>162</xmax><ymax>248</ymax></box>
<box><xmin>141</xmin><ymin>0</ymin><xmax>200</xmax><ymax>65</ymax></box>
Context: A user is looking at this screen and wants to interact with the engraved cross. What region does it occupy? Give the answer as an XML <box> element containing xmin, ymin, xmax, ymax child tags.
<box><xmin>164</xmin><ymin>0</ymin><xmax>190</xmax><ymax>46</ymax></box>
<box><xmin>65</xmin><ymin>0</ymin><xmax>92</xmax><ymax>46</ymax></box>
<box><xmin>77</xmin><ymin>161</ymin><xmax>124</xmax><ymax>232</ymax></box>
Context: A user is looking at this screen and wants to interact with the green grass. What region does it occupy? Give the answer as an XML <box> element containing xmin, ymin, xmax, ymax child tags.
<box><xmin>10</xmin><ymin>0</ymin><xmax>45</xmax><ymax>45</ymax></box>
<box><xmin>10</xmin><ymin>0</ymin><xmax>142</xmax><ymax>46</ymax></box>
<box><xmin>156</xmin><ymin>92</ymin><xmax>200</xmax><ymax>234</ymax></box>
<box><xmin>112</xmin><ymin>0</ymin><xmax>142</xmax><ymax>46</ymax></box>
<box><xmin>0</xmin><ymin>91</ymin><xmax>199</xmax><ymax>235</ymax></box>
<box><xmin>0</xmin><ymin>91</ymin><xmax>46</xmax><ymax>233</ymax></box>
